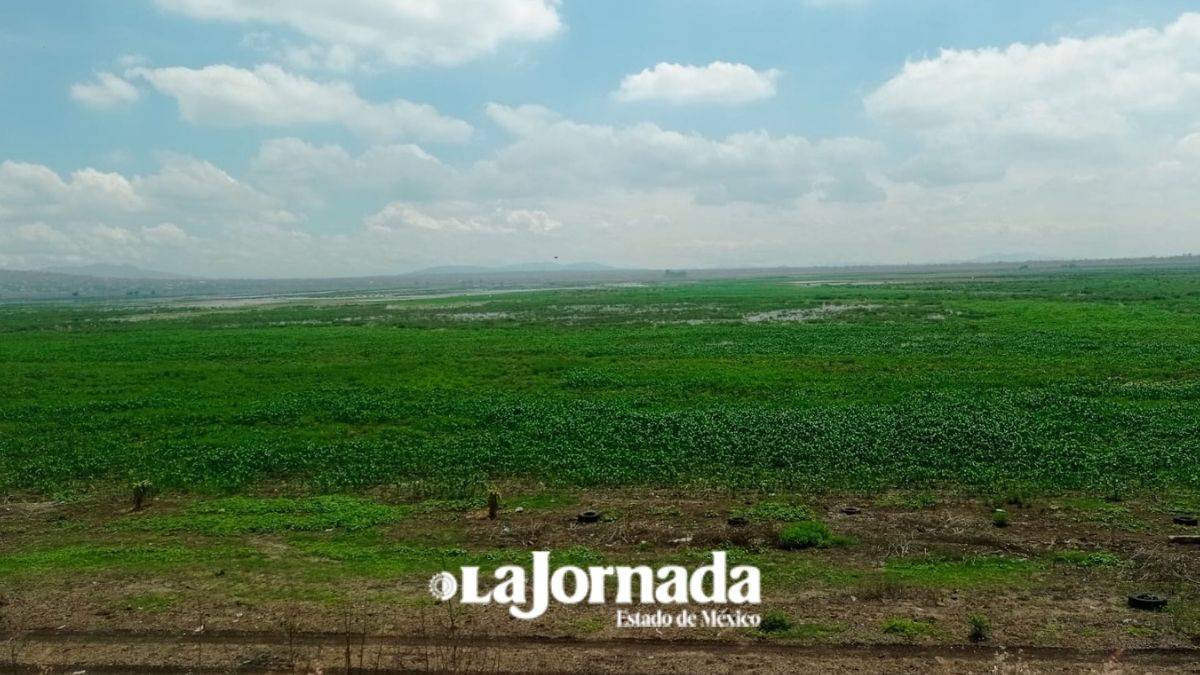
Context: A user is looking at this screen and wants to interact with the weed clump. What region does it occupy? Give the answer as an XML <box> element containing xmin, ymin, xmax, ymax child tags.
<box><xmin>992</xmin><ymin>510</ymin><xmax>1010</xmax><ymax>528</ymax></box>
<box><xmin>968</xmin><ymin>613</ymin><xmax>991</xmax><ymax>642</ymax></box>
<box><xmin>1049</xmin><ymin>549</ymin><xmax>1123</xmax><ymax>568</ymax></box>
<box><xmin>882</xmin><ymin>617</ymin><xmax>938</xmax><ymax>639</ymax></box>
<box><xmin>758</xmin><ymin>610</ymin><xmax>793</xmax><ymax>634</ymax></box>
<box><xmin>777</xmin><ymin>520</ymin><xmax>834</xmax><ymax>550</ymax></box>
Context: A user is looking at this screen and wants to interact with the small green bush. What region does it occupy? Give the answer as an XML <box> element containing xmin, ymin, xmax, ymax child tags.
<box><xmin>1049</xmin><ymin>549</ymin><xmax>1123</xmax><ymax>568</ymax></box>
<box><xmin>777</xmin><ymin>520</ymin><xmax>833</xmax><ymax>549</ymax></box>
<box><xmin>992</xmin><ymin>510</ymin><xmax>1010</xmax><ymax>528</ymax></box>
<box><xmin>882</xmin><ymin>617</ymin><xmax>937</xmax><ymax>639</ymax></box>
<box><xmin>758</xmin><ymin>610</ymin><xmax>793</xmax><ymax>634</ymax></box>
<box><xmin>968</xmin><ymin>613</ymin><xmax>991</xmax><ymax>642</ymax></box>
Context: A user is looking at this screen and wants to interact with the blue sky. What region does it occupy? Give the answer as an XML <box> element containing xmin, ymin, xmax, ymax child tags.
<box><xmin>2</xmin><ymin>1</ymin><xmax>1199</xmax><ymax>276</ymax></box>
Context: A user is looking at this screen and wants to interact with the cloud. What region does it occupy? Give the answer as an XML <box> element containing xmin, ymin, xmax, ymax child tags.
<box><xmin>0</xmin><ymin>156</ymin><xmax>291</xmax><ymax>230</ymax></box>
<box><xmin>251</xmin><ymin>137</ymin><xmax>455</xmax><ymax>204</ymax></box>
<box><xmin>0</xmin><ymin>161</ymin><xmax>144</xmax><ymax>215</ymax></box>
<box><xmin>129</xmin><ymin>63</ymin><xmax>472</xmax><ymax>142</ymax></box>
<box><xmin>365</xmin><ymin>202</ymin><xmax>560</xmax><ymax>235</ymax></box>
<box><xmin>154</xmin><ymin>0</ymin><xmax>562</xmax><ymax>68</ymax></box>
<box><xmin>614</xmin><ymin>62</ymin><xmax>781</xmax><ymax>105</ymax></box>
<box><xmin>69</xmin><ymin>72</ymin><xmax>140</xmax><ymax>109</ymax></box>
<box><xmin>866</xmin><ymin>13</ymin><xmax>1200</xmax><ymax>183</ymax></box>
<box><xmin>476</xmin><ymin>104</ymin><xmax>882</xmax><ymax>203</ymax></box>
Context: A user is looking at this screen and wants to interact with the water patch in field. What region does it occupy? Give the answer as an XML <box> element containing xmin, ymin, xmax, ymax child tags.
<box><xmin>435</xmin><ymin>311</ymin><xmax>515</xmax><ymax>321</ymax></box>
<box><xmin>743</xmin><ymin>304</ymin><xmax>882</xmax><ymax>323</ymax></box>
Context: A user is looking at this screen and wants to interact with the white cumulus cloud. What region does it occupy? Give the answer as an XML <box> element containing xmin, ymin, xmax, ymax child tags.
<box><xmin>154</xmin><ymin>0</ymin><xmax>563</xmax><ymax>68</ymax></box>
<box><xmin>129</xmin><ymin>63</ymin><xmax>472</xmax><ymax>142</ymax></box>
<box><xmin>866</xmin><ymin>13</ymin><xmax>1200</xmax><ymax>183</ymax></box>
<box><xmin>69</xmin><ymin>72</ymin><xmax>140</xmax><ymax>110</ymax></box>
<box><xmin>365</xmin><ymin>202</ymin><xmax>560</xmax><ymax>235</ymax></box>
<box><xmin>614</xmin><ymin>61</ymin><xmax>781</xmax><ymax>105</ymax></box>
<box><xmin>475</xmin><ymin>103</ymin><xmax>882</xmax><ymax>203</ymax></box>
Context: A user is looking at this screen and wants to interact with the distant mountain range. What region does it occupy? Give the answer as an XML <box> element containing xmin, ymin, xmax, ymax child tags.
<box><xmin>968</xmin><ymin>253</ymin><xmax>1057</xmax><ymax>264</ymax></box>
<box><xmin>408</xmin><ymin>262</ymin><xmax>615</xmax><ymax>275</ymax></box>
<box><xmin>41</xmin><ymin>263</ymin><xmax>191</xmax><ymax>280</ymax></box>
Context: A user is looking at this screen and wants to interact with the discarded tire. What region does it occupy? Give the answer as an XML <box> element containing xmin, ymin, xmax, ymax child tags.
<box><xmin>577</xmin><ymin>510</ymin><xmax>601</xmax><ymax>524</ymax></box>
<box><xmin>1127</xmin><ymin>594</ymin><xmax>1168</xmax><ymax>611</ymax></box>
<box><xmin>1174</xmin><ymin>515</ymin><xmax>1198</xmax><ymax>527</ymax></box>
<box><xmin>841</xmin><ymin>506</ymin><xmax>861</xmax><ymax>515</ymax></box>
<box><xmin>727</xmin><ymin>516</ymin><xmax>749</xmax><ymax>527</ymax></box>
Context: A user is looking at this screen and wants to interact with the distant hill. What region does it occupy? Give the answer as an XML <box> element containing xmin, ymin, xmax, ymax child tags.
<box><xmin>42</xmin><ymin>263</ymin><xmax>190</xmax><ymax>280</ymax></box>
<box><xmin>969</xmin><ymin>253</ymin><xmax>1057</xmax><ymax>264</ymax></box>
<box><xmin>410</xmin><ymin>262</ymin><xmax>615</xmax><ymax>275</ymax></box>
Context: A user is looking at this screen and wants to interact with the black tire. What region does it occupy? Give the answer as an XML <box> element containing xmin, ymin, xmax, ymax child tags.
<box><xmin>1174</xmin><ymin>515</ymin><xmax>1198</xmax><ymax>527</ymax></box>
<box><xmin>577</xmin><ymin>510</ymin><xmax>601</xmax><ymax>524</ymax></box>
<box><xmin>1127</xmin><ymin>594</ymin><xmax>1168</xmax><ymax>611</ymax></box>
<box><xmin>727</xmin><ymin>516</ymin><xmax>749</xmax><ymax>527</ymax></box>
<box><xmin>841</xmin><ymin>506</ymin><xmax>862</xmax><ymax>515</ymax></box>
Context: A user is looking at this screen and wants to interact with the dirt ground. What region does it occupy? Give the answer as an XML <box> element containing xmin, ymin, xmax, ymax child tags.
<box><xmin>2</xmin><ymin>489</ymin><xmax>1198</xmax><ymax>673</ymax></box>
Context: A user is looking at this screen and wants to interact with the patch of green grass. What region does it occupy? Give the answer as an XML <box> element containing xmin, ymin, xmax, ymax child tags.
<box><xmin>120</xmin><ymin>592</ymin><xmax>177</xmax><ymax>613</ymax></box>
<box><xmin>571</xmin><ymin>615</ymin><xmax>607</xmax><ymax>634</ymax></box>
<box><xmin>1047</xmin><ymin>549</ymin><xmax>1125</xmax><ymax>568</ymax></box>
<box><xmin>0</xmin><ymin>543</ymin><xmax>262</xmax><ymax>578</ymax></box>
<box><xmin>736</xmin><ymin>500</ymin><xmax>812</xmax><ymax>523</ymax></box>
<box><xmin>884</xmin><ymin>555</ymin><xmax>1036</xmax><ymax>588</ymax></box>
<box><xmin>775</xmin><ymin>621</ymin><xmax>845</xmax><ymax>640</ymax></box>
<box><xmin>882</xmin><ymin>617</ymin><xmax>939</xmax><ymax>639</ymax></box>
<box><xmin>647</xmin><ymin>504</ymin><xmax>684</xmax><ymax>519</ymax></box>
<box><xmin>757</xmin><ymin>610</ymin><xmax>793</xmax><ymax>634</ymax></box>
<box><xmin>1061</xmin><ymin>498</ymin><xmax>1144</xmax><ymax>530</ymax></box>
<box><xmin>118</xmin><ymin>496</ymin><xmax>405</xmax><ymax>535</ymax></box>
<box><xmin>777</xmin><ymin>520</ymin><xmax>836</xmax><ymax>550</ymax></box>
<box><xmin>750</xmin><ymin>553</ymin><xmax>865</xmax><ymax>589</ymax></box>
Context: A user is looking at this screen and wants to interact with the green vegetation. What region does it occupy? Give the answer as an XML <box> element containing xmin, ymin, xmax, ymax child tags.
<box><xmin>1061</xmin><ymin>498</ymin><xmax>1145</xmax><ymax>530</ymax></box>
<box><xmin>777</xmin><ymin>520</ymin><xmax>838</xmax><ymax>549</ymax></box>
<box><xmin>968</xmin><ymin>613</ymin><xmax>991</xmax><ymax>642</ymax></box>
<box><xmin>735</xmin><ymin>500</ymin><xmax>812</xmax><ymax>523</ymax></box>
<box><xmin>758</xmin><ymin>610</ymin><xmax>794</xmax><ymax>634</ymax></box>
<box><xmin>2</xmin><ymin>267</ymin><xmax>1200</xmax><ymax>496</ymax></box>
<box><xmin>1047</xmin><ymin>549</ymin><xmax>1125</xmax><ymax>568</ymax></box>
<box><xmin>120</xmin><ymin>592</ymin><xmax>177</xmax><ymax>613</ymax></box>
<box><xmin>756</xmin><ymin>612</ymin><xmax>845</xmax><ymax>640</ymax></box>
<box><xmin>118</xmin><ymin>496</ymin><xmax>406</xmax><ymax>535</ymax></box>
<box><xmin>883</xmin><ymin>555</ymin><xmax>1036</xmax><ymax>588</ymax></box>
<box><xmin>882</xmin><ymin>617</ymin><xmax>939</xmax><ymax>639</ymax></box>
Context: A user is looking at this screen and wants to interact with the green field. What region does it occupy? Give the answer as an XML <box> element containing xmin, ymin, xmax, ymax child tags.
<box><xmin>3</xmin><ymin>265</ymin><xmax>1199</xmax><ymax>497</ymax></box>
